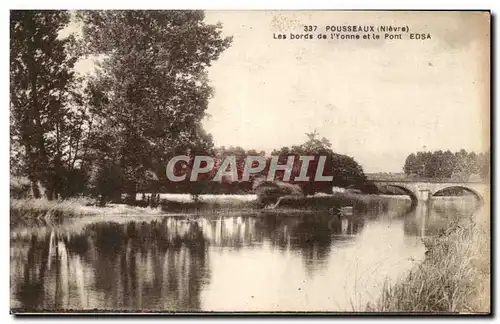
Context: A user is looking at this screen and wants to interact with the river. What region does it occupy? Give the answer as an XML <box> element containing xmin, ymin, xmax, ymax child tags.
<box><xmin>10</xmin><ymin>196</ymin><xmax>481</xmax><ymax>312</ymax></box>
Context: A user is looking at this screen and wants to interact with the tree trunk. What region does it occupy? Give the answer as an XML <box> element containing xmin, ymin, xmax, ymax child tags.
<box><xmin>30</xmin><ymin>180</ymin><xmax>40</xmax><ymax>199</ymax></box>
<box><xmin>124</xmin><ymin>179</ymin><xmax>137</xmax><ymax>205</ymax></box>
<box><xmin>27</xmin><ymin>20</ymin><xmax>51</xmax><ymax>200</ymax></box>
<box><xmin>25</xmin><ymin>144</ymin><xmax>41</xmax><ymax>199</ymax></box>
<box><xmin>45</xmin><ymin>188</ymin><xmax>54</xmax><ymax>201</ymax></box>
<box><xmin>149</xmin><ymin>180</ymin><xmax>159</xmax><ymax>208</ymax></box>
<box><xmin>124</xmin><ymin>190</ymin><xmax>137</xmax><ymax>205</ymax></box>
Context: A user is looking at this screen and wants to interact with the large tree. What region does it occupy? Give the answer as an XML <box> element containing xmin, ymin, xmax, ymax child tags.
<box><xmin>271</xmin><ymin>131</ymin><xmax>371</xmax><ymax>195</ymax></box>
<box><xmin>78</xmin><ymin>10</ymin><xmax>232</xmax><ymax>203</ymax></box>
<box><xmin>10</xmin><ymin>10</ymin><xmax>79</xmax><ymax>199</ymax></box>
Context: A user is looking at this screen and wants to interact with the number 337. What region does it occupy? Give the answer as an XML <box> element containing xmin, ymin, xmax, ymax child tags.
<box><xmin>304</xmin><ymin>25</ymin><xmax>317</xmax><ymax>32</ymax></box>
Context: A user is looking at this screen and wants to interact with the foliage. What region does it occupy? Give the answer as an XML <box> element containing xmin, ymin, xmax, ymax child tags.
<box><xmin>403</xmin><ymin>149</ymin><xmax>490</xmax><ymax>180</ymax></box>
<box><xmin>10</xmin><ymin>10</ymin><xmax>82</xmax><ymax>199</ymax></box>
<box><xmin>77</xmin><ymin>10</ymin><xmax>232</xmax><ymax>202</ymax></box>
<box><xmin>270</xmin><ymin>130</ymin><xmax>371</xmax><ymax>194</ymax></box>
<box><xmin>160</xmin><ymin>146</ymin><xmax>265</xmax><ymax>197</ymax></box>
<box><xmin>10</xmin><ymin>177</ymin><xmax>32</xmax><ymax>199</ymax></box>
<box><xmin>253</xmin><ymin>178</ymin><xmax>304</xmax><ymax>206</ymax></box>
<box><xmin>10</xmin><ymin>10</ymin><xmax>232</xmax><ymax>204</ymax></box>
<box><xmin>10</xmin><ymin>10</ymin><xmax>378</xmax><ymax>202</ymax></box>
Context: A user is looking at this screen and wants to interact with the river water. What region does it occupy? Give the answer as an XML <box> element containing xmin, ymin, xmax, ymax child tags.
<box><xmin>10</xmin><ymin>196</ymin><xmax>481</xmax><ymax>312</ymax></box>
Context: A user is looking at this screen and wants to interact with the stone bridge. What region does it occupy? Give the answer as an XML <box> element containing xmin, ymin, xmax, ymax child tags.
<box><xmin>371</xmin><ymin>180</ymin><xmax>489</xmax><ymax>205</ymax></box>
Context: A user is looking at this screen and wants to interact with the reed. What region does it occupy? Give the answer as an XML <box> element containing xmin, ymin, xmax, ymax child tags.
<box><xmin>10</xmin><ymin>197</ymin><xmax>166</xmax><ymax>227</ymax></box>
<box><xmin>10</xmin><ymin>197</ymin><xmax>93</xmax><ymax>227</ymax></box>
<box><xmin>367</xmin><ymin>210</ymin><xmax>490</xmax><ymax>313</ymax></box>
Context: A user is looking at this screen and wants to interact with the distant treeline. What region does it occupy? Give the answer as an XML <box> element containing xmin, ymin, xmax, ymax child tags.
<box><xmin>403</xmin><ymin>150</ymin><xmax>489</xmax><ymax>181</ymax></box>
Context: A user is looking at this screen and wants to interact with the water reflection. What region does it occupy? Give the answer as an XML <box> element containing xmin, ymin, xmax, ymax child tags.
<box><xmin>404</xmin><ymin>196</ymin><xmax>480</xmax><ymax>237</ymax></box>
<box><xmin>10</xmin><ymin>197</ymin><xmax>482</xmax><ymax>312</ymax></box>
<box><xmin>11</xmin><ymin>220</ymin><xmax>210</xmax><ymax>311</ymax></box>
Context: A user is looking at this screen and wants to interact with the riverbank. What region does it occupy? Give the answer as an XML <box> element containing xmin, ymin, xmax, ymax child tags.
<box><xmin>10</xmin><ymin>197</ymin><xmax>164</xmax><ymax>227</ymax></box>
<box><xmin>10</xmin><ymin>192</ymin><xmax>397</xmax><ymax>227</ymax></box>
<box><xmin>276</xmin><ymin>193</ymin><xmax>398</xmax><ymax>213</ymax></box>
<box><xmin>10</xmin><ymin>196</ymin><xmax>260</xmax><ymax>226</ymax></box>
<box><xmin>367</xmin><ymin>207</ymin><xmax>490</xmax><ymax>313</ymax></box>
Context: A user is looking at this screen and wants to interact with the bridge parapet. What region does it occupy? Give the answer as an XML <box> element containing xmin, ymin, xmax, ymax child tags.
<box><xmin>367</xmin><ymin>176</ymin><xmax>488</xmax><ymax>184</ymax></box>
<box><xmin>371</xmin><ymin>179</ymin><xmax>489</xmax><ymax>204</ymax></box>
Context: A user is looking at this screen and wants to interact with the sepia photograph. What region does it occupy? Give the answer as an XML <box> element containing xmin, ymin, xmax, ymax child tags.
<box><xmin>9</xmin><ymin>9</ymin><xmax>490</xmax><ymax>314</ymax></box>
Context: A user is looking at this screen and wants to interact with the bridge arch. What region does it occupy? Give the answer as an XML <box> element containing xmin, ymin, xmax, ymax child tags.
<box><xmin>432</xmin><ymin>185</ymin><xmax>483</xmax><ymax>204</ymax></box>
<box><xmin>377</xmin><ymin>184</ymin><xmax>419</xmax><ymax>208</ymax></box>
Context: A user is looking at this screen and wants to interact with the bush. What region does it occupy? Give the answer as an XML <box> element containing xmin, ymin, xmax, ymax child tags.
<box><xmin>89</xmin><ymin>162</ymin><xmax>124</xmax><ymax>205</ymax></box>
<box><xmin>253</xmin><ymin>179</ymin><xmax>304</xmax><ymax>206</ymax></box>
<box><xmin>10</xmin><ymin>177</ymin><xmax>32</xmax><ymax>199</ymax></box>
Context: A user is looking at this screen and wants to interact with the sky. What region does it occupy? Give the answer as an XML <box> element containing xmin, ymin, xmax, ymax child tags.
<box><xmin>73</xmin><ymin>11</ymin><xmax>490</xmax><ymax>173</ymax></box>
<box><xmin>201</xmin><ymin>11</ymin><xmax>490</xmax><ymax>172</ymax></box>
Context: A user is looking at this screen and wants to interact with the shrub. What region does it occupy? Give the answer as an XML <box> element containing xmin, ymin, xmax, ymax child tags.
<box><xmin>253</xmin><ymin>179</ymin><xmax>304</xmax><ymax>206</ymax></box>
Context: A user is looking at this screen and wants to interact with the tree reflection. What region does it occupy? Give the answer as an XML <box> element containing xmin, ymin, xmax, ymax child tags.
<box><xmin>253</xmin><ymin>213</ymin><xmax>365</xmax><ymax>272</ymax></box>
<box><xmin>13</xmin><ymin>234</ymin><xmax>50</xmax><ymax>309</ymax></box>
<box><xmin>11</xmin><ymin>213</ymin><xmax>368</xmax><ymax>311</ymax></box>
<box><xmin>11</xmin><ymin>219</ymin><xmax>210</xmax><ymax>311</ymax></box>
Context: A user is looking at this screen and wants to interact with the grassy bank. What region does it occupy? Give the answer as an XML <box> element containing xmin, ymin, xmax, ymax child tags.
<box><xmin>11</xmin><ymin>192</ymin><xmax>399</xmax><ymax>227</ymax></box>
<box><xmin>276</xmin><ymin>192</ymin><xmax>396</xmax><ymax>213</ymax></box>
<box><xmin>152</xmin><ymin>192</ymin><xmax>395</xmax><ymax>214</ymax></box>
<box><xmin>159</xmin><ymin>198</ymin><xmax>260</xmax><ymax>214</ymax></box>
<box><xmin>367</xmin><ymin>208</ymin><xmax>490</xmax><ymax>313</ymax></box>
<box><xmin>10</xmin><ymin>195</ymin><xmax>261</xmax><ymax>227</ymax></box>
<box><xmin>10</xmin><ymin>197</ymin><xmax>164</xmax><ymax>227</ymax></box>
